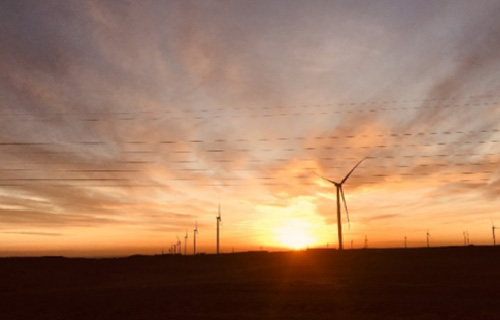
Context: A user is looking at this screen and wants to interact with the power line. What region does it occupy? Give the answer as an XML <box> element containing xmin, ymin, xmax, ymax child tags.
<box><xmin>0</xmin><ymin>98</ymin><xmax>497</xmax><ymax>121</ymax></box>
<box><xmin>1</xmin><ymin>128</ymin><xmax>498</xmax><ymax>147</ymax></box>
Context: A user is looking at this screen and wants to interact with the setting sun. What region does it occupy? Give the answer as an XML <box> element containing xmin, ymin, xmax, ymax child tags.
<box><xmin>276</xmin><ymin>219</ymin><xmax>315</xmax><ymax>250</ymax></box>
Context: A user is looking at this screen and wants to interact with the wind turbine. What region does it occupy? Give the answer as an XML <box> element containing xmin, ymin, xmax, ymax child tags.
<box><xmin>184</xmin><ymin>230</ymin><xmax>188</xmax><ymax>255</ymax></box>
<box><xmin>463</xmin><ymin>230</ymin><xmax>470</xmax><ymax>246</ymax></box>
<box><xmin>314</xmin><ymin>157</ymin><xmax>366</xmax><ymax>250</ymax></box>
<box><xmin>176</xmin><ymin>235</ymin><xmax>181</xmax><ymax>255</ymax></box>
<box><xmin>426</xmin><ymin>230</ymin><xmax>430</xmax><ymax>248</ymax></box>
<box><xmin>193</xmin><ymin>222</ymin><xmax>198</xmax><ymax>255</ymax></box>
<box><xmin>216</xmin><ymin>204</ymin><xmax>222</xmax><ymax>254</ymax></box>
<box><xmin>492</xmin><ymin>219</ymin><xmax>498</xmax><ymax>246</ymax></box>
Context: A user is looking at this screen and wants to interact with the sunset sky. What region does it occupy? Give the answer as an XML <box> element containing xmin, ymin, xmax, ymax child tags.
<box><xmin>1</xmin><ymin>0</ymin><xmax>499</xmax><ymax>256</ymax></box>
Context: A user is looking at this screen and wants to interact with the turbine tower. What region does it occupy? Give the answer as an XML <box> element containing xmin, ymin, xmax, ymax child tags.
<box><xmin>315</xmin><ymin>158</ymin><xmax>366</xmax><ymax>250</ymax></box>
<box><xmin>216</xmin><ymin>204</ymin><xmax>222</xmax><ymax>254</ymax></box>
<box><xmin>193</xmin><ymin>222</ymin><xmax>198</xmax><ymax>255</ymax></box>
<box><xmin>184</xmin><ymin>230</ymin><xmax>188</xmax><ymax>255</ymax></box>
<box><xmin>492</xmin><ymin>219</ymin><xmax>498</xmax><ymax>246</ymax></box>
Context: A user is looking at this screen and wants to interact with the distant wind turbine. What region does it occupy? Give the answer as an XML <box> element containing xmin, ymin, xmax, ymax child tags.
<box><xmin>314</xmin><ymin>157</ymin><xmax>367</xmax><ymax>250</ymax></box>
<box><xmin>184</xmin><ymin>230</ymin><xmax>188</xmax><ymax>255</ymax></box>
<box><xmin>492</xmin><ymin>219</ymin><xmax>498</xmax><ymax>246</ymax></box>
<box><xmin>426</xmin><ymin>230</ymin><xmax>431</xmax><ymax>248</ymax></box>
<box><xmin>216</xmin><ymin>204</ymin><xmax>222</xmax><ymax>254</ymax></box>
<box><xmin>193</xmin><ymin>222</ymin><xmax>198</xmax><ymax>255</ymax></box>
<box><xmin>176</xmin><ymin>235</ymin><xmax>181</xmax><ymax>255</ymax></box>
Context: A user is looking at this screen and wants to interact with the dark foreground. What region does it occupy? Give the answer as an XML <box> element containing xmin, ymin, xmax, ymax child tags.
<box><xmin>1</xmin><ymin>247</ymin><xmax>500</xmax><ymax>320</ymax></box>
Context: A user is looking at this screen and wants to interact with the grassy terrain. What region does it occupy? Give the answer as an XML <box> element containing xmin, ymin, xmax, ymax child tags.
<box><xmin>1</xmin><ymin>247</ymin><xmax>499</xmax><ymax>319</ymax></box>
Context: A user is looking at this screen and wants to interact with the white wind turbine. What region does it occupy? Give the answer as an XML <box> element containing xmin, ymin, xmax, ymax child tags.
<box><xmin>315</xmin><ymin>158</ymin><xmax>366</xmax><ymax>250</ymax></box>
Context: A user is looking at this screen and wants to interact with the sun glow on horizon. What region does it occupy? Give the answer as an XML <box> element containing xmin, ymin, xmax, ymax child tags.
<box><xmin>275</xmin><ymin>219</ymin><xmax>316</xmax><ymax>250</ymax></box>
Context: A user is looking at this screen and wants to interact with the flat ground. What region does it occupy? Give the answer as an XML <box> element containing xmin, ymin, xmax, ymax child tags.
<box><xmin>1</xmin><ymin>247</ymin><xmax>499</xmax><ymax>319</ymax></box>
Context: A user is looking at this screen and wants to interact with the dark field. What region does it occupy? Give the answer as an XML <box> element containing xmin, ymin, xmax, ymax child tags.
<box><xmin>1</xmin><ymin>247</ymin><xmax>500</xmax><ymax>319</ymax></box>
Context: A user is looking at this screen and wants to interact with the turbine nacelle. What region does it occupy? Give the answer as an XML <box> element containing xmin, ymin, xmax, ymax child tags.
<box><xmin>217</xmin><ymin>204</ymin><xmax>222</xmax><ymax>224</ymax></box>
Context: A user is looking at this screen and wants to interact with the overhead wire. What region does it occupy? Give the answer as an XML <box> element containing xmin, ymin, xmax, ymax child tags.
<box><xmin>1</xmin><ymin>95</ymin><xmax>497</xmax><ymax>119</ymax></box>
<box><xmin>0</xmin><ymin>97</ymin><xmax>498</xmax><ymax>188</ymax></box>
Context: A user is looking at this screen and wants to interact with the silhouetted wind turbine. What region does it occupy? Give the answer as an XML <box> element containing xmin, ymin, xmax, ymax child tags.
<box><xmin>216</xmin><ymin>204</ymin><xmax>222</xmax><ymax>254</ymax></box>
<box><xmin>193</xmin><ymin>222</ymin><xmax>198</xmax><ymax>255</ymax></box>
<box><xmin>463</xmin><ymin>230</ymin><xmax>470</xmax><ymax>246</ymax></box>
<box><xmin>492</xmin><ymin>219</ymin><xmax>498</xmax><ymax>246</ymax></box>
<box><xmin>184</xmin><ymin>230</ymin><xmax>188</xmax><ymax>255</ymax></box>
<box><xmin>314</xmin><ymin>157</ymin><xmax>366</xmax><ymax>250</ymax></box>
<box><xmin>426</xmin><ymin>230</ymin><xmax>430</xmax><ymax>248</ymax></box>
<box><xmin>176</xmin><ymin>235</ymin><xmax>181</xmax><ymax>255</ymax></box>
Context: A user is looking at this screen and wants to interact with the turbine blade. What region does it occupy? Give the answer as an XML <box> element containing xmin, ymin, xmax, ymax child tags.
<box><xmin>313</xmin><ymin>171</ymin><xmax>339</xmax><ymax>185</ymax></box>
<box><xmin>341</xmin><ymin>157</ymin><xmax>367</xmax><ymax>184</ymax></box>
<box><xmin>340</xmin><ymin>186</ymin><xmax>350</xmax><ymax>227</ymax></box>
